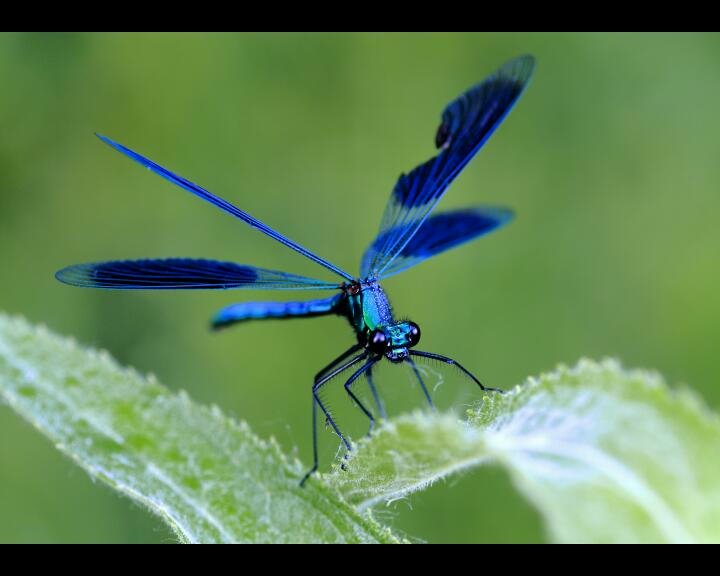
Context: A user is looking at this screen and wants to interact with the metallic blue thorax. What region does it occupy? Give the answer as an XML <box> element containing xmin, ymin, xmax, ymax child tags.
<box><xmin>345</xmin><ymin>280</ymin><xmax>412</xmax><ymax>346</ymax></box>
<box><xmin>359</xmin><ymin>280</ymin><xmax>394</xmax><ymax>332</ymax></box>
<box><xmin>343</xmin><ymin>279</ymin><xmax>394</xmax><ymax>336</ymax></box>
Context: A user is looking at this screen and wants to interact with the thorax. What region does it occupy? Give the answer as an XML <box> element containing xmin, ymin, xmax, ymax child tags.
<box><xmin>343</xmin><ymin>279</ymin><xmax>394</xmax><ymax>338</ymax></box>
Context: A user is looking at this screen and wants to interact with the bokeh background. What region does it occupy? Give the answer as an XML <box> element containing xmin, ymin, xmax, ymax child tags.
<box><xmin>1</xmin><ymin>32</ymin><xmax>719</xmax><ymax>543</ymax></box>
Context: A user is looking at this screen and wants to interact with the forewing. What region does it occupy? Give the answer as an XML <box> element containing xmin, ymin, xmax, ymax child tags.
<box><xmin>56</xmin><ymin>258</ymin><xmax>341</xmax><ymax>290</ymax></box>
<box><xmin>361</xmin><ymin>55</ymin><xmax>534</xmax><ymax>278</ymax></box>
<box><xmin>96</xmin><ymin>135</ymin><xmax>354</xmax><ymax>282</ymax></box>
<box><xmin>361</xmin><ymin>206</ymin><xmax>513</xmax><ymax>279</ymax></box>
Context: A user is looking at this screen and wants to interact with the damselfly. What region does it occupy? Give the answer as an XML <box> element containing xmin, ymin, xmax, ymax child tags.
<box><xmin>57</xmin><ymin>54</ymin><xmax>535</xmax><ymax>484</ymax></box>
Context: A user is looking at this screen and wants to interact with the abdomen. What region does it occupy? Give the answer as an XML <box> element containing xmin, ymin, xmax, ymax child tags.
<box><xmin>212</xmin><ymin>294</ymin><xmax>343</xmax><ymax>330</ymax></box>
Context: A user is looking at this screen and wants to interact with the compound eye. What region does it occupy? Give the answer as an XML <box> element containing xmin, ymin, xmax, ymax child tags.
<box><xmin>407</xmin><ymin>322</ymin><xmax>421</xmax><ymax>347</ymax></box>
<box><xmin>368</xmin><ymin>330</ymin><xmax>388</xmax><ymax>354</ymax></box>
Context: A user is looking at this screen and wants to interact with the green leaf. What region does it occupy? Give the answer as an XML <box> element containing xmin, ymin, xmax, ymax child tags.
<box><xmin>0</xmin><ymin>314</ymin><xmax>399</xmax><ymax>544</ymax></box>
<box><xmin>4</xmin><ymin>312</ymin><xmax>719</xmax><ymax>544</ymax></box>
<box><xmin>330</xmin><ymin>359</ymin><xmax>720</xmax><ymax>543</ymax></box>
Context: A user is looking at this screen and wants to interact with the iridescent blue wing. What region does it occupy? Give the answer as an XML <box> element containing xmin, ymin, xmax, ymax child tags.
<box><xmin>55</xmin><ymin>258</ymin><xmax>341</xmax><ymax>290</ymax></box>
<box><xmin>362</xmin><ymin>206</ymin><xmax>513</xmax><ymax>280</ymax></box>
<box><xmin>212</xmin><ymin>294</ymin><xmax>343</xmax><ymax>329</ymax></box>
<box><xmin>96</xmin><ymin>134</ymin><xmax>354</xmax><ymax>282</ymax></box>
<box><xmin>361</xmin><ymin>55</ymin><xmax>534</xmax><ymax>279</ymax></box>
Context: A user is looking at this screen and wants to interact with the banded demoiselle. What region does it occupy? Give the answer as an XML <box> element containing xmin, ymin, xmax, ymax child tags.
<box><xmin>56</xmin><ymin>54</ymin><xmax>535</xmax><ymax>484</ymax></box>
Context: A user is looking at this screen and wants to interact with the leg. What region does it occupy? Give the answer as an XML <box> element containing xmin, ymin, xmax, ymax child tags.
<box><xmin>409</xmin><ymin>350</ymin><xmax>504</xmax><ymax>394</ymax></box>
<box><xmin>299</xmin><ymin>396</ymin><xmax>319</xmax><ymax>487</ymax></box>
<box><xmin>314</xmin><ymin>343</ymin><xmax>363</xmax><ymax>384</ymax></box>
<box><xmin>315</xmin><ymin>344</ymin><xmax>363</xmax><ymax>430</ymax></box>
<box><xmin>366</xmin><ymin>365</ymin><xmax>387</xmax><ymax>420</ymax></box>
<box><xmin>300</xmin><ymin>351</ymin><xmax>367</xmax><ymax>486</ymax></box>
<box><xmin>344</xmin><ymin>358</ymin><xmax>380</xmax><ymax>435</ymax></box>
<box><xmin>407</xmin><ymin>356</ymin><xmax>435</xmax><ymax>410</ymax></box>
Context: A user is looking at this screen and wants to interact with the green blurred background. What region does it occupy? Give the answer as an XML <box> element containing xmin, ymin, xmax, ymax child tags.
<box><xmin>1</xmin><ymin>32</ymin><xmax>719</xmax><ymax>543</ymax></box>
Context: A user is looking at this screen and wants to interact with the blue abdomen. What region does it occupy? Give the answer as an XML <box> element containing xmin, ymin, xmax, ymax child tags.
<box><xmin>213</xmin><ymin>294</ymin><xmax>342</xmax><ymax>329</ymax></box>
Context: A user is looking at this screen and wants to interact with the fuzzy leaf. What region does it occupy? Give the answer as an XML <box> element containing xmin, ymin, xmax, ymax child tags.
<box><xmin>0</xmin><ymin>314</ymin><xmax>399</xmax><ymax>544</ymax></box>
<box><xmin>330</xmin><ymin>359</ymin><xmax>720</xmax><ymax>544</ymax></box>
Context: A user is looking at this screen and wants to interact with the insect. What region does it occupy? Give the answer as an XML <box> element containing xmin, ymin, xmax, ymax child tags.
<box><xmin>56</xmin><ymin>54</ymin><xmax>535</xmax><ymax>484</ymax></box>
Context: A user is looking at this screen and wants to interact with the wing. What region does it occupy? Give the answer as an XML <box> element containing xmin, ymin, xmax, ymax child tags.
<box><xmin>361</xmin><ymin>54</ymin><xmax>534</xmax><ymax>279</ymax></box>
<box><xmin>361</xmin><ymin>206</ymin><xmax>513</xmax><ymax>279</ymax></box>
<box><xmin>55</xmin><ymin>258</ymin><xmax>341</xmax><ymax>290</ymax></box>
<box><xmin>96</xmin><ymin>134</ymin><xmax>354</xmax><ymax>282</ymax></box>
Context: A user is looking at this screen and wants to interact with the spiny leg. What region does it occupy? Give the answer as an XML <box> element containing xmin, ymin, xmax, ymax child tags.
<box><xmin>344</xmin><ymin>358</ymin><xmax>380</xmax><ymax>436</ymax></box>
<box><xmin>314</xmin><ymin>344</ymin><xmax>363</xmax><ymax>430</ymax></box>
<box><xmin>407</xmin><ymin>356</ymin><xmax>435</xmax><ymax>410</ymax></box>
<box><xmin>299</xmin><ymin>395</ymin><xmax>319</xmax><ymax>487</ymax></box>
<box><xmin>317</xmin><ymin>354</ymin><xmax>371</xmax><ymax>470</ymax></box>
<box><xmin>366</xmin><ymin>365</ymin><xmax>387</xmax><ymax>420</ymax></box>
<box><xmin>300</xmin><ymin>351</ymin><xmax>368</xmax><ymax>486</ymax></box>
<box><xmin>409</xmin><ymin>350</ymin><xmax>504</xmax><ymax>394</ymax></box>
<box><xmin>314</xmin><ymin>343</ymin><xmax>363</xmax><ymax>383</ymax></box>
